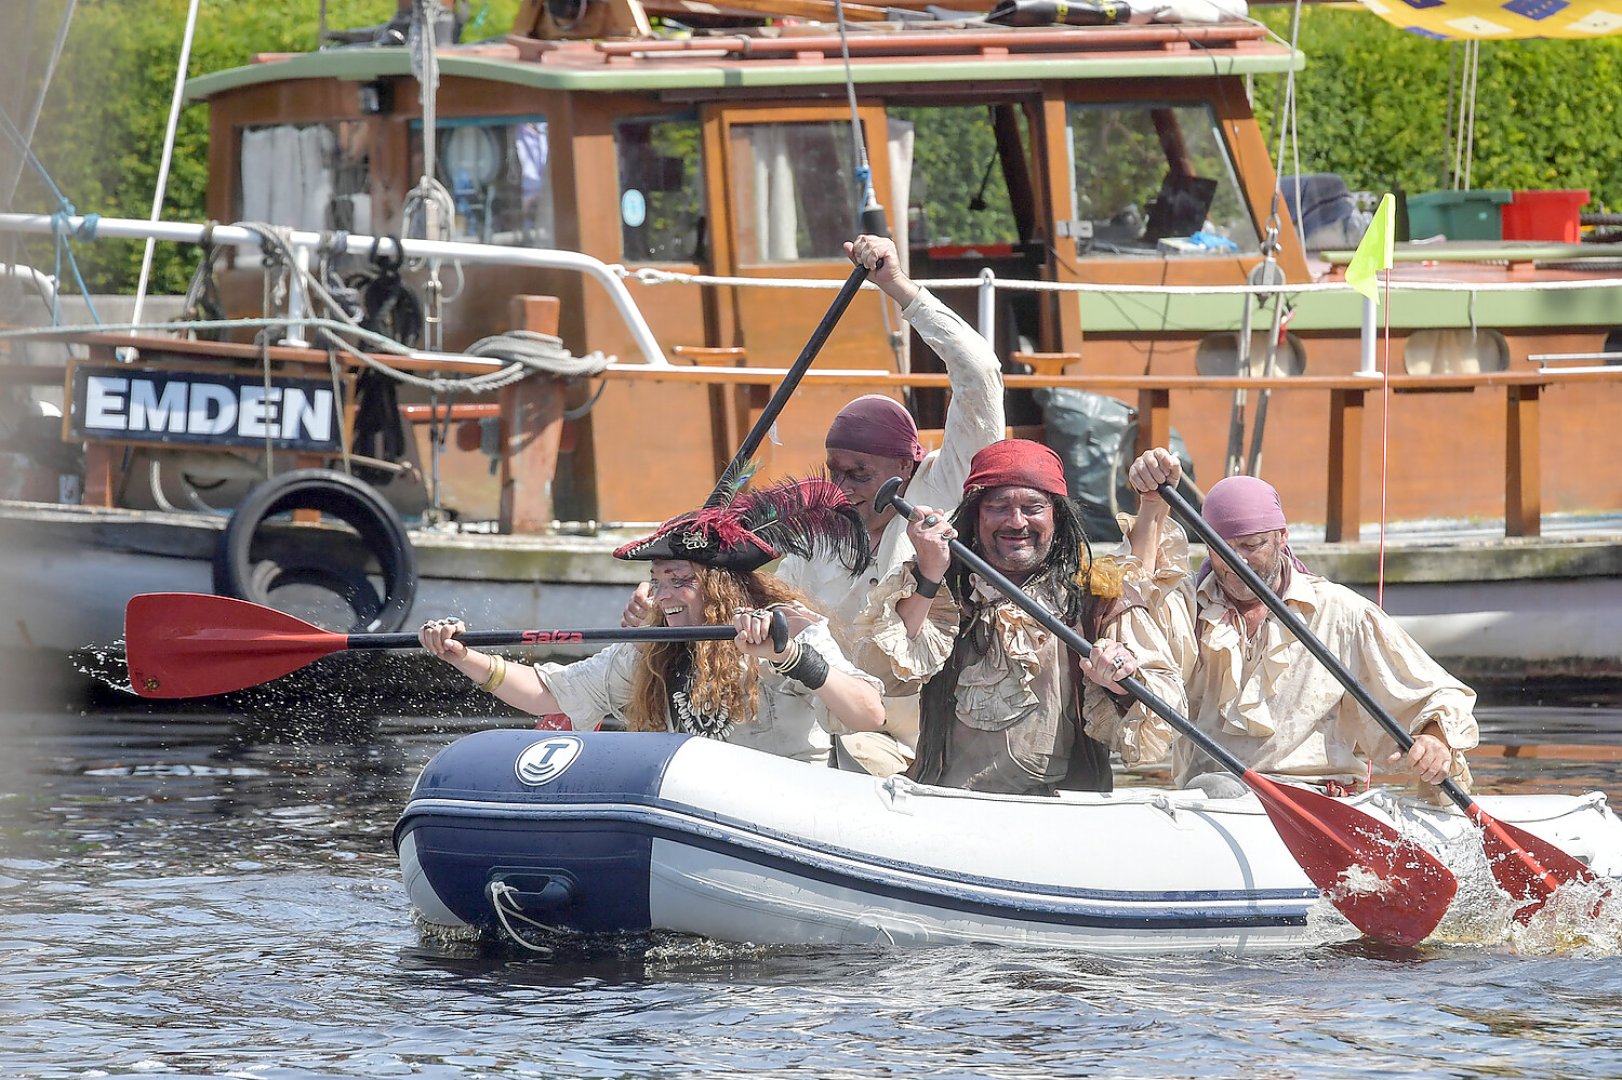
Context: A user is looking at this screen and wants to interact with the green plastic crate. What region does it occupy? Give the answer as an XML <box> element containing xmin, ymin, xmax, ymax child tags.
<box><xmin>1406</xmin><ymin>189</ymin><xmax>1512</xmax><ymax>241</ymax></box>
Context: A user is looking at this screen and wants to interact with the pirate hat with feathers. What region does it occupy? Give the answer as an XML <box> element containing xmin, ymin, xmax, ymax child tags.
<box><xmin>613</xmin><ymin>476</ymin><xmax>869</xmax><ymax>573</ymax></box>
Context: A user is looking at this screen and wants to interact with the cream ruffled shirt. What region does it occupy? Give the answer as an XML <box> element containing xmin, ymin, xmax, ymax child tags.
<box><xmin>852</xmin><ymin>562</ymin><xmax>1188</xmax><ymax>792</ymax></box>
<box><xmin>1113</xmin><ymin>517</ymin><xmax>1480</xmax><ymax>790</ymax></box>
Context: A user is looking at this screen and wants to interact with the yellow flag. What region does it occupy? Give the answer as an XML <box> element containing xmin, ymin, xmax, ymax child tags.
<box><xmin>1346</xmin><ymin>193</ymin><xmax>1395</xmax><ymax>304</ymax></box>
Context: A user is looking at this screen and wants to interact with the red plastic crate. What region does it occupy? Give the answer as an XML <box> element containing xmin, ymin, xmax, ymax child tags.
<box><xmin>1502</xmin><ymin>189</ymin><xmax>1590</xmax><ymax>242</ymax></box>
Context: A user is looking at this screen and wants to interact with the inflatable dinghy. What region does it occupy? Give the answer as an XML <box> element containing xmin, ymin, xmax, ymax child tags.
<box><xmin>395</xmin><ymin>730</ymin><xmax>1622</xmax><ymax>953</ymax></box>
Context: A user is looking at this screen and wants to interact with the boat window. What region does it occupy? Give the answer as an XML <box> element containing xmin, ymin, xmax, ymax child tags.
<box><xmin>407</xmin><ymin>117</ymin><xmax>555</xmax><ymax>247</ymax></box>
<box><xmin>1066</xmin><ymin>103</ymin><xmax>1259</xmax><ymax>258</ymax></box>
<box><xmin>237</xmin><ymin>121</ymin><xmax>371</xmax><ymax>233</ymax></box>
<box><xmin>616</xmin><ymin>115</ymin><xmax>705</xmax><ymax>264</ymax></box>
<box><xmin>889</xmin><ymin>106</ymin><xmax>1021</xmax><ymax>249</ymax></box>
<box><xmin>728</xmin><ymin>121</ymin><xmax>859</xmax><ymax>264</ymax></box>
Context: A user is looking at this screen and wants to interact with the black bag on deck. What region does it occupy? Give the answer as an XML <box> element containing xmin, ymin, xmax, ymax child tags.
<box><xmin>986</xmin><ymin>0</ymin><xmax>1128</xmax><ymax>26</ymax></box>
<box><xmin>1036</xmin><ymin>387</ymin><xmax>1196</xmax><ymax>542</ymax></box>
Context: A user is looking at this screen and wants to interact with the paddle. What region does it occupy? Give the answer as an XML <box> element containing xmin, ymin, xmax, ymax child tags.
<box><xmin>1156</xmin><ymin>482</ymin><xmax>1601</xmax><ymax>921</ymax></box>
<box><xmin>706</xmin><ymin>263</ymin><xmax>870</xmax><ymax>506</ymax></box>
<box><xmin>874</xmin><ymin>477</ymin><xmax>1458</xmax><ymax>947</ymax></box>
<box><xmin>124</xmin><ymin>592</ymin><xmax>787</xmax><ymax>699</ymax></box>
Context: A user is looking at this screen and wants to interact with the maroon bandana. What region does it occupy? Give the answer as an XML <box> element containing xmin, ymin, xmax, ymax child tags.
<box><xmin>825</xmin><ymin>395</ymin><xmax>924</xmax><ymax>463</ymax></box>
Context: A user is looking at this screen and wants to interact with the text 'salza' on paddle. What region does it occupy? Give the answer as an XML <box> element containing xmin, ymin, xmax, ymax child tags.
<box><xmin>875</xmin><ymin>476</ymin><xmax>1458</xmax><ymax>948</ymax></box>
<box><xmin>1156</xmin><ymin>481</ymin><xmax>1602</xmax><ymax>922</ymax></box>
<box><xmin>124</xmin><ymin>592</ymin><xmax>788</xmax><ymax>699</ymax></box>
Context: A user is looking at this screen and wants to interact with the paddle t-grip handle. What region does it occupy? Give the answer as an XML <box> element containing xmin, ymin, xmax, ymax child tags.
<box><xmin>769</xmin><ymin>607</ymin><xmax>789</xmax><ymax>653</ymax></box>
<box><xmin>874</xmin><ymin>476</ymin><xmax>907</xmax><ymax>518</ymax></box>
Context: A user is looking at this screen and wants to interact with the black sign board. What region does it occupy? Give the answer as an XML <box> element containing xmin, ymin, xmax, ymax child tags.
<box><xmin>66</xmin><ymin>364</ymin><xmax>347</xmax><ymax>453</ymax></box>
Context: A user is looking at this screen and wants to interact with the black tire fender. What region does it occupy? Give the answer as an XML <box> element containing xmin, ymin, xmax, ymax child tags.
<box><xmin>214</xmin><ymin>468</ymin><xmax>417</xmax><ymax>633</ymax></box>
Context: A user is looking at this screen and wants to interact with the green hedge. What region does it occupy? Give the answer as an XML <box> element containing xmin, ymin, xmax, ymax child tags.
<box><xmin>13</xmin><ymin>3</ymin><xmax>1620</xmax><ymax>298</ymax></box>
<box><xmin>1254</xmin><ymin>8</ymin><xmax>1622</xmax><ymax>210</ymax></box>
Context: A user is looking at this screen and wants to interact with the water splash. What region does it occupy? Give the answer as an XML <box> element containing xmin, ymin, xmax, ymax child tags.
<box><xmin>1505</xmin><ymin>880</ymin><xmax>1622</xmax><ymax>956</ymax></box>
<box><xmin>71</xmin><ymin>638</ymin><xmax>135</xmax><ymax>696</ymax></box>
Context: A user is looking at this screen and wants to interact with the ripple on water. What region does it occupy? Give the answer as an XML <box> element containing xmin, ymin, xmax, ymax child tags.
<box><xmin>4</xmin><ymin>707</ymin><xmax>1622</xmax><ymax>1077</ymax></box>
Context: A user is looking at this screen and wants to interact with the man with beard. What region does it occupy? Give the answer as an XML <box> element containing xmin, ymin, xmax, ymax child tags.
<box><xmin>850</xmin><ymin>439</ymin><xmax>1183</xmax><ymax>795</ymax></box>
<box><xmin>1079</xmin><ymin>446</ymin><xmax>1478</xmax><ymax>799</ymax></box>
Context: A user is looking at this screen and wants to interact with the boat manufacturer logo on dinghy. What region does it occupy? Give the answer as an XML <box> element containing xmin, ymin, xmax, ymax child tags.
<box><xmin>515</xmin><ymin>735</ymin><xmax>584</xmax><ymax>787</ymax></box>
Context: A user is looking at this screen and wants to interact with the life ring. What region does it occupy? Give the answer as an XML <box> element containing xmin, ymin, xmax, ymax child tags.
<box><xmin>214</xmin><ymin>469</ymin><xmax>417</xmax><ymax>633</ymax></box>
<box><xmin>247</xmin><ymin>558</ymin><xmax>385</xmax><ymax>629</ymax></box>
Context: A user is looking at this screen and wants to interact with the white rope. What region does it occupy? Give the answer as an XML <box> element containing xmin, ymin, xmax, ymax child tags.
<box><xmin>487</xmin><ymin>881</ymin><xmax>558</xmax><ymax>955</ymax></box>
<box><xmin>131</xmin><ymin>0</ymin><xmax>202</xmax><ymax>335</ymax></box>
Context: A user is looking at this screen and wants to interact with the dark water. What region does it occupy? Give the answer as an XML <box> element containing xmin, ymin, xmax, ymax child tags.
<box><xmin>3</xmin><ymin>699</ymin><xmax>1622</xmax><ymax>1079</ymax></box>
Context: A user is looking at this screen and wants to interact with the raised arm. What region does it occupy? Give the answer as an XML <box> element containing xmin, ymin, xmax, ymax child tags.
<box><xmin>1123</xmin><ymin>446</ymin><xmax>1182</xmax><ymax>570</ymax></box>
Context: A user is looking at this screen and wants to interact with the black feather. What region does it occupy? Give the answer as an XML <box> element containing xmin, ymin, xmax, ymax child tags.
<box><xmin>735</xmin><ymin>476</ymin><xmax>870</xmax><ymax>572</ymax></box>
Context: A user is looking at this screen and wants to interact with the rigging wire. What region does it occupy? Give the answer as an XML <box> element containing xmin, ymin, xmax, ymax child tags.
<box><xmin>1</xmin><ymin>0</ymin><xmax>76</xmax><ymax>210</ymax></box>
<box><xmin>0</xmin><ymin>105</ymin><xmax>100</xmax><ymax>327</ymax></box>
<box><xmin>831</xmin><ymin>0</ymin><xmax>904</xmax><ymax>375</ymax></box>
<box><xmin>131</xmin><ymin>0</ymin><xmax>202</xmax><ymax>337</ymax></box>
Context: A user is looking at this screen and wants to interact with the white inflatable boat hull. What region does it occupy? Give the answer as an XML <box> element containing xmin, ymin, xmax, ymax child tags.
<box><xmin>394</xmin><ymin>730</ymin><xmax>1622</xmax><ymax>953</ymax></box>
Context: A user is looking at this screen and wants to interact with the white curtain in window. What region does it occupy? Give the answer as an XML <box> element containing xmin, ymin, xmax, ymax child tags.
<box><xmin>240</xmin><ymin>125</ymin><xmax>335</xmax><ymax>233</ymax></box>
<box><xmin>748</xmin><ymin>126</ymin><xmax>801</xmax><ymax>262</ymax></box>
<box><xmin>886</xmin><ymin>117</ymin><xmax>915</xmax><ymax>373</ymax></box>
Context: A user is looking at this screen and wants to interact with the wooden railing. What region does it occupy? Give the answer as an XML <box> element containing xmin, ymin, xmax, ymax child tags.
<box><xmin>586</xmin><ymin>364</ymin><xmax>1622</xmax><ymax>542</ymax></box>
<box><xmin>11</xmin><ymin>334</ymin><xmax>1620</xmax><ymax>541</ymax></box>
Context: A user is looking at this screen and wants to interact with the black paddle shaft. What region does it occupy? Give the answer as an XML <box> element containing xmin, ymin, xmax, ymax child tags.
<box><xmin>349</xmin><ymin>610</ymin><xmax>789</xmax><ymax>653</ymax></box>
<box><xmin>874</xmin><ymin>477</ymin><xmax>1254</xmax><ymax>780</ymax></box>
<box><xmin>706</xmin><ymin>264</ymin><xmax>871</xmax><ymax>506</ymax></box>
<box><xmin>1157</xmin><ymin>482</ymin><xmax>1476</xmax><ymax>813</ymax></box>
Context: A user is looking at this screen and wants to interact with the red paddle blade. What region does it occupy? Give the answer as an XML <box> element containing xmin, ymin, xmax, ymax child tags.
<box><xmin>125</xmin><ymin>593</ymin><xmax>349</xmax><ymax>698</ymax></box>
<box><xmin>1468</xmin><ymin>805</ymin><xmax>1605</xmax><ymax>923</ymax></box>
<box><xmin>1247</xmin><ymin>773</ymin><xmax>1458</xmax><ymax>947</ymax></box>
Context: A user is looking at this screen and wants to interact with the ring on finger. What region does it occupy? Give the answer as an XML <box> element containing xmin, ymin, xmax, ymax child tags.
<box><xmin>922</xmin><ymin>514</ymin><xmax>939</xmax><ymax>527</ymax></box>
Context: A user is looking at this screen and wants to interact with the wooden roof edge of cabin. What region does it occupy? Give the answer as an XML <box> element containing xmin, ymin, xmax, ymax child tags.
<box><xmin>552</xmin><ymin>21</ymin><xmax>1280</xmax><ymax>64</ymax></box>
<box><xmin>509</xmin><ymin>0</ymin><xmax>1280</xmax><ymax>55</ymax></box>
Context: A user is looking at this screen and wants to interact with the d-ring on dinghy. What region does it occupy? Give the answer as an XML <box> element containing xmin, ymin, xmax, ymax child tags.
<box><xmin>394</xmin><ymin>729</ymin><xmax>1622</xmax><ymax>953</ymax></box>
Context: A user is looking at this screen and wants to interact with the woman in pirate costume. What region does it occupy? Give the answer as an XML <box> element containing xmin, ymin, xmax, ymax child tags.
<box><xmin>418</xmin><ymin>478</ymin><xmax>886</xmax><ymax>764</ymax></box>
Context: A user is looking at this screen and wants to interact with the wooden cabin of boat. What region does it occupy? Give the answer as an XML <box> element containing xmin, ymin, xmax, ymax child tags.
<box><xmin>178</xmin><ymin>0</ymin><xmax>1622</xmax><ymax>531</ymax></box>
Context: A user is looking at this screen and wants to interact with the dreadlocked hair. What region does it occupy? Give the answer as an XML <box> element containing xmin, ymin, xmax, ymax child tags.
<box><xmin>625</xmin><ymin>565</ymin><xmax>806</xmax><ymax>734</ymax></box>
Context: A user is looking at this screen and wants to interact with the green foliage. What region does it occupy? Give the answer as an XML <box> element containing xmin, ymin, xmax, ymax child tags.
<box><xmin>892</xmin><ymin>105</ymin><xmax>1019</xmax><ymax>247</ymax></box>
<box><xmin>15</xmin><ymin>0</ymin><xmax>521</xmax><ymax>298</ymax></box>
<box><xmin>1253</xmin><ymin>7</ymin><xmax>1622</xmax><ymax>211</ymax></box>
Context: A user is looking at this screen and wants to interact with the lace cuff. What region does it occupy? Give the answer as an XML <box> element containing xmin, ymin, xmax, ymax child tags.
<box><xmin>1082</xmin><ymin>681</ymin><xmax>1174</xmax><ymax>768</ymax></box>
<box><xmin>850</xmin><ymin>562</ymin><xmax>961</xmax><ymax>693</ymax></box>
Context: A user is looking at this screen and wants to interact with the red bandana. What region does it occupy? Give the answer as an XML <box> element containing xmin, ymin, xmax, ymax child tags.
<box><xmin>963</xmin><ymin>439</ymin><xmax>1068</xmax><ymax>497</ymax></box>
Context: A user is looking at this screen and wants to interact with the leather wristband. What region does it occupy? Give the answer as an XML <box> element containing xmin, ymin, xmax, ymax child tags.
<box><xmin>772</xmin><ymin>643</ymin><xmax>830</xmax><ymax>690</ymax></box>
<box><xmin>911</xmin><ymin>564</ymin><xmax>943</xmax><ymax>599</ymax></box>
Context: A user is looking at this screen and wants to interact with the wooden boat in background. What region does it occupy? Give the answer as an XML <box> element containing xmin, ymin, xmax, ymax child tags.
<box><xmin>6</xmin><ymin>0</ymin><xmax>1622</xmax><ymax>695</ymax></box>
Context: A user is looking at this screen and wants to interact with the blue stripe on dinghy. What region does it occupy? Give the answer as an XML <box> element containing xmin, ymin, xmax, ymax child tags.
<box><xmin>402</xmin><ymin>798</ymin><xmax>1315</xmax><ymax>931</ymax></box>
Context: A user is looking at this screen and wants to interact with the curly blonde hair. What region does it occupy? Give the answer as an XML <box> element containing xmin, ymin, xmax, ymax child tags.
<box><xmin>625</xmin><ymin>565</ymin><xmax>805</xmax><ymax>734</ymax></box>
